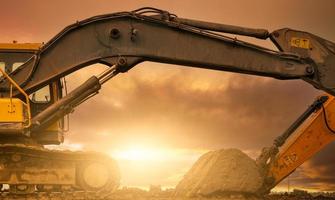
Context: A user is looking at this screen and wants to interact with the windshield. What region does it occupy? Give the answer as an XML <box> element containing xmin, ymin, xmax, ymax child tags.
<box><xmin>0</xmin><ymin>52</ymin><xmax>34</xmax><ymax>73</ymax></box>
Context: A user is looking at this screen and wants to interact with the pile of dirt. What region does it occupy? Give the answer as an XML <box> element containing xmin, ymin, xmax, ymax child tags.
<box><xmin>174</xmin><ymin>149</ymin><xmax>263</xmax><ymax>198</ymax></box>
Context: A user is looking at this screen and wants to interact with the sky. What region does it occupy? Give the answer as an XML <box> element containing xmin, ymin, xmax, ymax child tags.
<box><xmin>1</xmin><ymin>0</ymin><xmax>335</xmax><ymax>192</ymax></box>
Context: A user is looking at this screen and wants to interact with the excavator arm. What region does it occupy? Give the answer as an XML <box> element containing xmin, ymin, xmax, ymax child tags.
<box><xmin>1</xmin><ymin>7</ymin><xmax>334</xmax><ymax>97</ymax></box>
<box><xmin>257</xmin><ymin>94</ymin><xmax>335</xmax><ymax>193</ymax></box>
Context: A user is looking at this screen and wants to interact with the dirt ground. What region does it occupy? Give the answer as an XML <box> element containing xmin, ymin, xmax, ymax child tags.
<box><xmin>110</xmin><ymin>188</ymin><xmax>335</xmax><ymax>200</ymax></box>
<box><xmin>1</xmin><ymin>189</ymin><xmax>334</xmax><ymax>200</ymax></box>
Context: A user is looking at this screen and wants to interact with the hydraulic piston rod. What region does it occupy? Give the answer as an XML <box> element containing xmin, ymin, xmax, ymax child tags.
<box><xmin>30</xmin><ymin>65</ymin><xmax>119</xmax><ymax>132</ymax></box>
<box><xmin>172</xmin><ymin>17</ymin><xmax>270</xmax><ymax>39</ymax></box>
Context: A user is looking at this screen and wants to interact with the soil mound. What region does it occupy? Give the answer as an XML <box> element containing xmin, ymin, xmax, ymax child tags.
<box><xmin>175</xmin><ymin>149</ymin><xmax>263</xmax><ymax>198</ymax></box>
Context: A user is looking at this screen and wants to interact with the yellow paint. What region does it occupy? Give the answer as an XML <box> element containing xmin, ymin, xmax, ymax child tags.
<box><xmin>0</xmin><ymin>98</ymin><xmax>25</xmax><ymax>123</ymax></box>
<box><xmin>290</xmin><ymin>37</ymin><xmax>310</xmax><ymax>49</ymax></box>
<box><xmin>0</xmin><ymin>43</ymin><xmax>42</xmax><ymax>51</ymax></box>
<box><xmin>269</xmin><ymin>94</ymin><xmax>335</xmax><ymax>185</ymax></box>
<box><xmin>46</xmin><ymin>122</ymin><xmax>59</xmax><ymax>131</ymax></box>
<box><xmin>0</xmin><ymin>68</ymin><xmax>31</xmax><ymax>127</ymax></box>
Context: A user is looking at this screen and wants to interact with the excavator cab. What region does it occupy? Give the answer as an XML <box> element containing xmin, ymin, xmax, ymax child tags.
<box><xmin>0</xmin><ymin>43</ymin><xmax>64</xmax><ymax>144</ymax></box>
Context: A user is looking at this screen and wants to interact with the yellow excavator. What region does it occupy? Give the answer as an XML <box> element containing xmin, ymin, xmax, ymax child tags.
<box><xmin>0</xmin><ymin>7</ymin><xmax>334</xmax><ymax>197</ymax></box>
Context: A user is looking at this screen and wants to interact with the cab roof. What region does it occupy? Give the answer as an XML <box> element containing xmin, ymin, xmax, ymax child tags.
<box><xmin>0</xmin><ymin>43</ymin><xmax>42</xmax><ymax>51</ymax></box>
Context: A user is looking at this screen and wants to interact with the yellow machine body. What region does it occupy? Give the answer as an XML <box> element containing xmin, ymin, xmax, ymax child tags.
<box><xmin>0</xmin><ymin>98</ymin><xmax>26</xmax><ymax>123</ymax></box>
<box><xmin>0</xmin><ymin>43</ymin><xmax>41</xmax><ymax>51</ymax></box>
<box><xmin>0</xmin><ymin>43</ymin><xmax>62</xmax><ymax>140</ymax></box>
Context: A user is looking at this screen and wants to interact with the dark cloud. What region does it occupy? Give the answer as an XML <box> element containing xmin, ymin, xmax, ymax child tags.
<box><xmin>299</xmin><ymin>143</ymin><xmax>335</xmax><ymax>191</ymax></box>
<box><xmin>67</xmin><ymin>64</ymin><xmax>320</xmax><ymax>149</ymax></box>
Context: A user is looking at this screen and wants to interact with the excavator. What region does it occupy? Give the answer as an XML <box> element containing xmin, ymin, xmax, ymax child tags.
<box><xmin>0</xmin><ymin>7</ymin><xmax>334</xmax><ymax>198</ymax></box>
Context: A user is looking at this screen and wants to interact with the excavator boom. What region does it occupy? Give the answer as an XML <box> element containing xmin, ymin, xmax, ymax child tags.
<box><xmin>1</xmin><ymin>8</ymin><xmax>334</xmax><ymax>97</ymax></box>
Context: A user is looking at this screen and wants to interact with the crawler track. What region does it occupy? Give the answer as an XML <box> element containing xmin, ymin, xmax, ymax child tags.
<box><xmin>0</xmin><ymin>190</ymin><xmax>115</xmax><ymax>200</ymax></box>
<box><xmin>0</xmin><ymin>144</ymin><xmax>120</xmax><ymax>197</ymax></box>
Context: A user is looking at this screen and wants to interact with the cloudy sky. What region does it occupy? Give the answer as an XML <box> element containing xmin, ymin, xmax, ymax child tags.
<box><xmin>1</xmin><ymin>0</ymin><xmax>335</xmax><ymax>192</ymax></box>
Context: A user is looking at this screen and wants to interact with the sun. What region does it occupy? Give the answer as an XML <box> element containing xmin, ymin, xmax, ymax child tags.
<box><xmin>108</xmin><ymin>144</ymin><xmax>207</xmax><ymax>188</ymax></box>
<box><xmin>111</xmin><ymin>147</ymin><xmax>167</xmax><ymax>161</ymax></box>
<box><xmin>114</xmin><ymin>147</ymin><xmax>161</xmax><ymax>161</ymax></box>
<box><xmin>110</xmin><ymin>144</ymin><xmax>208</xmax><ymax>162</ymax></box>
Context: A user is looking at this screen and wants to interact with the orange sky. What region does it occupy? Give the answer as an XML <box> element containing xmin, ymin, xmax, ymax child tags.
<box><xmin>1</xmin><ymin>0</ymin><xmax>335</xmax><ymax>192</ymax></box>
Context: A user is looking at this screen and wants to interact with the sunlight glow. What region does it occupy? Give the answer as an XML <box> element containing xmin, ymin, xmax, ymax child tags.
<box><xmin>110</xmin><ymin>146</ymin><xmax>204</xmax><ymax>161</ymax></box>
<box><xmin>109</xmin><ymin>145</ymin><xmax>207</xmax><ymax>188</ymax></box>
<box><xmin>46</xmin><ymin>141</ymin><xmax>83</xmax><ymax>151</ymax></box>
<box><xmin>112</xmin><ymin>147</ymin><xmax>165</xmax><ymax>161</ymax></box>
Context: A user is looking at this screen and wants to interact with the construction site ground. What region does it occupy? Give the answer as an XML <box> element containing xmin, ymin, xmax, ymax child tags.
<box><xmin>0</xmin><ymin>188</ymin><xmax>334</xmax><ymax>200</ymax></box>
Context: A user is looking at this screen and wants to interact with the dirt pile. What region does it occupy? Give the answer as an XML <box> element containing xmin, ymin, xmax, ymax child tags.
<box><xmin>174</xmin><ymin>149</ymin><xmax>263</xmax><ymax>198</ymax></box>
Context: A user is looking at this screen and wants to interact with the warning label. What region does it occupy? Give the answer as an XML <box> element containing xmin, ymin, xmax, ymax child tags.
<box><xmin>290</xmin><ymin>37</ymin><xmax>310</xmax><ymax>49</ymax></box>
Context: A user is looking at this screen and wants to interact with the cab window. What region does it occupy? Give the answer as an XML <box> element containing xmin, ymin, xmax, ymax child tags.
<box><xmin>29</xmin><ymin>85</ymin><xmax>51</xmax><ymax>103</ymax></box>
<box><xmin>12</xmin><ymin>62</ymin><xmax>25</xmax><ymax>71</ymax></box>
<box><xmin>0</xmin><ymin>62</ymin><xmax>5</xmax><ymax>76</ymax></box>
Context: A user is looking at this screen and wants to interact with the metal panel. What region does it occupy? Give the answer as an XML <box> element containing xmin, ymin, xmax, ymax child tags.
<box><xmin>0</xmin><ymin>98</ymin><xmax>25</xmax><ymax>123</ymax></box>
